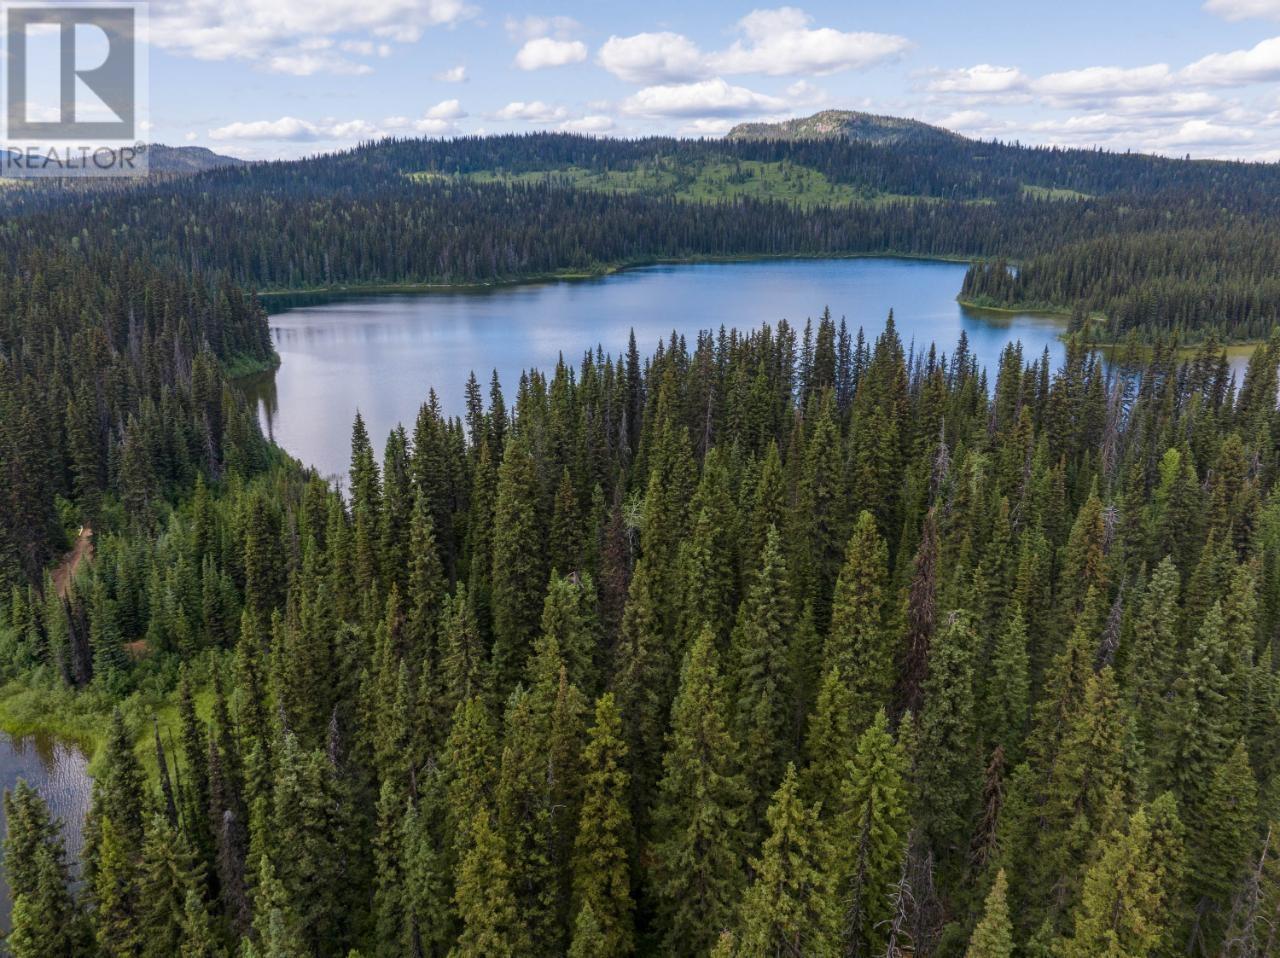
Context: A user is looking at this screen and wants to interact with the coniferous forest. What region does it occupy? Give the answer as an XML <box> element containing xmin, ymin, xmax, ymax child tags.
<box><xmin>3</xmin><ymin>129</ymin><xmax>1280</xmax><ymax>957</ymax></box>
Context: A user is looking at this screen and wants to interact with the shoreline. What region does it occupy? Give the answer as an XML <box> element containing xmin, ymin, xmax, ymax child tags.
<box><xmin>252</xmin><ymin>250</ymin><xmax>978</xmax><ymax>303</ymax></box>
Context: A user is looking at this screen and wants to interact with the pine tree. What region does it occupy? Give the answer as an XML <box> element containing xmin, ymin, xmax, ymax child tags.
<box><xmin>824</xmin><ymin>511</ymin><xmax>893</xmax><ymax>730</ymax></box>
<box><xmin>981</xmin><ymin>605</ymin><xmax>1030</xmax><ymax>760</ymax></box>
<box><xmin>93</xmin><ymin>816</ymin><xmax>143</xmax><ymax>958</ymax></box>
<box><xmin>4</xmin><ymin>782</ymin><xmax>85</xmax><ymax>958</ymax></box>
<box><xmin>571</xmin><ymin>694</ymin><xmax>635</xmax><ymax>958</ymax></box>
<box><xmin>452</xmin><ymin>808</ymin><xmax>524</xmax><ymax>958</ymax></box>
<box><xmin>179</xmin><ymin>887</ymin><xmax>227</xmax><ymax>958</ymax></box>
<box><xmin>1126</xmin><ymin>556</ymin><xmax>1181</xmax><ymax>749</ymax></box>
<box><xmin>965</xmin><ymin>869</ymin><xmax>1014</xmax><ymax>958</ymax></box>
<box><xmin>918</xmin><ymin>610</ymin><xmax>979</xmax><ymax>862</ymax></box>
<box><xmin>137</xmin><ymin>814</ymin><xmax>201</xmax><ymax>958</ymax></box>
<box><xmin>834</xmin><ymin>709</ymin><xmax>910</xmax><ymax>957</ymax></box>
<box><xmin>651</xmin><ymin>625</ymin><xmax>748</xmax><ymax>956</ymax></box>
<box><xmin>1188</xmin><ymin>740</ymin><xmax>1260</xmax><ymax>955</ymax></box>
<box><xmin>730</xmin><ymin>525</ymin><xmax>797</xmax><ymax>833</ymax></box>
<box><xmin>248</xmin><ymin>855</ymin><xmax>308</xmax><ymax>958</ymax></box>
<box><xmin>801</xmin><ymin>668</ymin><xmax>858</xmax><ymax>815</ymax></box>
<box><xmin>491</xmin><ymin>433</ymin><xmax>546</xmax><ymax>691</ymax></box>
<box><xmin>1061</xmin><ymin>801</ymin><xmax>1184</xmax><ymax>958</ymax></box>
<box><xmin>737</xmin><ymin>765</ymin><xmax>840</xmax><ymax>957</ymax></box>
<box><xmin>568</xmin><ymin>901</ymin><xmax>609</xmax><ymax>958</ymax></box>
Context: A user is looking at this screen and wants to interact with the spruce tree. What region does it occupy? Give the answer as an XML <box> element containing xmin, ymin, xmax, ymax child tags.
<box><xmin>571</xmin><ymin>694</ymin><xmax>635</xmax><ymax>958</ymax></box>
<box><xmin>918</xmin><ymin>610</ymin><xmax>979</xmax><ymax>862</ymax></box>
<box><xmin>737</xmin><ymin>765</ymin><xmax>840</xmax><ymax>957</ymax></box>
<box><xmin>651</xmin><ymin>625</ymin><xmax>748</xmax><ymax>956</ymax></box>
<box><xmin>452</xmin><ymin>808</ymin><xmax>524</xmax><ymax>958</ymax></box>
<box><xmin>834</xmin><ymin>709</ymin><xmax>910</xmax><ymax>957</ymax></box>
<box><xmin>824</xmin><ymin>511</ymin><xmax>893</xmax><ymax>730</ymax></box>
<box><xmin>965</xmin><ymin>869</ymin><xmax>1014</xmax><ymax>958</ymax></box>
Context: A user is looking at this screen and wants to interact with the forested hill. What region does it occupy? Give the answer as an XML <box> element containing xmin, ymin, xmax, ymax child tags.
<box><xmin>1</xmin><ymin>126</ymin><xmax>1279</xmax><ymax>340</ymax></box>
<box><xmin>726</xmin><ymin>109</ymin><xmax>965</xmax><ymax>147</ymax></box>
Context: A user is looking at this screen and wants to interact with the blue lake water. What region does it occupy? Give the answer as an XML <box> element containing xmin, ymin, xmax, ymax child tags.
<box><xmin>244</xmin><ymin>258</ymin><xmax>1071</xmax><ymax>479</ymax></box>
<box><xmin>0</xmin><ymin>732</ymin><xmax>90</xmax><ymax>928</ymax></box>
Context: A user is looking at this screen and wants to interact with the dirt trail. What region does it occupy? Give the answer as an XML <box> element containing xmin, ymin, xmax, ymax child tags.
<box><xmin>52</xmin><ymin>525</ymin><xmax>93</xmax><ymax>598</ymax></box>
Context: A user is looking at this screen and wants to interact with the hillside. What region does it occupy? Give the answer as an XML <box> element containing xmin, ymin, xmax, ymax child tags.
<box><xmin>1</xmin><ymin>127</ymin><xmax>1278</xmax><ymax>341</ymax></box>
<box><xmin>146</xmin><ymin>144</ymin><xmax>246</xmax><ymax>173</ymax></box>
<box><xmin>726</xmin><ymin>109</ymin><xmax>964</xmax><ymax>148</ymax></box>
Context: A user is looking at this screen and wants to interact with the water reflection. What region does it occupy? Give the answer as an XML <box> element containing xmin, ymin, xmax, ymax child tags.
<box><xmin>0</xmin><ymin>732</ymin><xmax>91</xmax><ymax>928</ymax></box>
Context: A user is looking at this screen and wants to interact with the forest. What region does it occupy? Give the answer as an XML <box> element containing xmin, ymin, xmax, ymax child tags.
<box><xmin>4</xmin><ymin>125</ymin><xmax>1280</xmax><ymax>957</ymax></box>
<box><xmin>7</xmin><ymin>230</ymin><xmax>1280</xmax><ymax>955</ymax></box>
<box><xmin>1</xmin><ymin>130</ymin><xmax>1280</xmax><ymax>341</ymax></box>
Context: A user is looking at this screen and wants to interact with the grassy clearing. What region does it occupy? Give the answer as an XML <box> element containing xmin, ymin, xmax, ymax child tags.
<box><xmin>1021</xmin><ymin>184</ymin><xmax>1092</xmax><ymax>201</ymax></box>
<box><xmin>0</xmin><ymin>653</ymin><xmax>219</xmax><ymax>780</ymax></box>
<box><xmin>415</xmin><ymin>159</ymin><xmax>921</xmax><ymax>208</ymax></box>
<box><xmin>222</xmin><ymin>350</ymin><xmax>281</xmax><ymax>380</ymax></box>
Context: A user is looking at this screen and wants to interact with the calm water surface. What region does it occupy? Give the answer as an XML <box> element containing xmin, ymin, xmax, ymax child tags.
<box><xmin>0</xmin><ymin>732</ymin><xmax>91</xmax><ymax>927</ymax></box>
<box><xmin>244</xmin><ymin>258</ymin><xmax>1071</xmax><ymax>479</ymax></box>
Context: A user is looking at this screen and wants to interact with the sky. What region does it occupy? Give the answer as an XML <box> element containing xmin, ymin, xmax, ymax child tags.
<box><xmin>127</xmin><ymin>0</ymin><xmax>1280</xmax><ymax>160</ymax></box>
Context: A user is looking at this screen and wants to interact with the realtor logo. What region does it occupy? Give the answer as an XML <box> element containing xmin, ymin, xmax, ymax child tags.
<box><xmin>2</xmin><ymin>1</ymin><xmax>147</xmax><ymax>175</ymax></box>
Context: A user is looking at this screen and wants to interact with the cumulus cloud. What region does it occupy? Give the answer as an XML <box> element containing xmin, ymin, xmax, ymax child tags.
<box><xmin>1204</xmin><ymin>0</ymin><xmax>1280</xmax><ymax>20</ymax></box>
<box><xmin>515</xmin><ymin>37</ymin><xmax>588</xmax><ymax>70</ymax></box>
<box><xmin>495</xmin><ymin>101</ymin><xmax>570</xmax><ymax>123</ymax></box>
<box><xmin>681</xmin><ymin>118</ymin><xmax>737</xmax><ymax>136</ymax></box>
<box><xmin>707</xmin><ymin>7</ymin><xmax>910</xmax><ymax>76</ymax></box>
<box><xmin>1182</xmin><ymin>36</ymin><xmax>1280</xmax><ymax>85</ymax></box>
<box><xmin>209</xmin><ymin>117</ymin><xmax>370</xmax><ymax>141</ymax></box>
<box><xmin>150</xmin><ymin>0</ymin><xmax>475</xmax><ymax>73</ymax></box>
<box><xmin>504</xmin><ymin>14</ymin><xmax>580</xmax><ymax>41</ymax></box>
<box><xmin>621</xmin><ymin>78</ymin><xmax>789</xmax><ymax>117</ymax></box>
<box><xmin>209</xmin><ymin>101</ymin><xmax>466</xmax><ymax>142</ymax></box>
<box><xmin>598</xmin><ymin>8</ymin><xmax>907</xmax><ymax>85</ymax></box>
<box><xmin>927</xmin><ymin>64</ymin><xmax>1028</xmax><ymax>95</ymax></box>
<box><xmin>598</xmin><ymin>32</ymin><xmax>705</xmax><ymax>84</ymax></box>
<box><xmin>266</xmin><ymin>52</ymin><xmax>373</xmax><ymax>76</ymax></box>
<box><xmin>560</xmin><ymin>115</ymin><xmax>616</xmax><ymax>133</ymax></box>
<box><xmin>1032</xmin><ymin>64</ymin><xmax>1174</xmax><ymax>101</ymax></box>
<box><xmin>436</xmin><ymin>65</ymin><xmax>468</xmax><ymax>83</ymax></box>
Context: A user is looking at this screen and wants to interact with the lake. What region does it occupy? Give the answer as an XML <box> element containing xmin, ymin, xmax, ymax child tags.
<box><xmin>0</xmin><ymin>732</ymin><xmax>91</xmax><ymax>927</ymax></box>
<box><xmin>242</xmin><ymin>258</ymin><xmax>1071</xmax><ymax>480</ymax></box>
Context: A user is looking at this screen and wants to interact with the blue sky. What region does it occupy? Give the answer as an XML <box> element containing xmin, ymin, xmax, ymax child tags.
<box><xmin>135</xmin><ymin>0</ymin><xmax>1280</xmax><ymax>160</ymax></box>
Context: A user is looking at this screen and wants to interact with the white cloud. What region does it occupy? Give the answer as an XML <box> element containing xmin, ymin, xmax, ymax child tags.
<box><xmin>1159</xmin><ymin>118</ymin><xmax>1255</xmax><ymax>145</ymax></box>
<box><xmin>1032</xmin><ymin>64</ymin><xmax>1174</xmax><ymax>100</ymax></box>
<box><xmin>424</xmin><ymin>99</ymin><xmax>465</xmax><ymax>120</ymax></box>
<box><xmin>184</xmin><ymin>131</ymin><xmax>198</xmax><ymax>142</ymax></box>
<box><xmin>150</xmin><ymin>0</ymin><xmax>474</xmax><ymax>73</ymax></box>
<box><xmin>681</xmin><ymin>118</ymin><xmax>736</xmax><ymax>136</ymax></box>
<box><xmin>495</xmin><ymin>101</ymin><xmax>570</xmax><ymax>123</ymax></box>
<box><xmin>621</xmin><ymin>78</ymin><xmax>789</xmax><ymax>117</ymax></box>
<box><xmin>436</xmin><ymin>65</ymin><xmax>468</xmax><ymax>83</ymax></box>
<box><xmin>504</xmin><ymin>15</ymin><xmax>580</xmax><ymax>41</ymax></box>
<box><xmin>1204</xmin><ymin>0</ymin><xmax>1280</xmax><ymax>20</ymax></box>
<box><xmin>598</xmin><ymin>9</ymin><xmax>906</xmax><ymax>85</ymax></box>
<box><xmin>209</xmin><ymin>117</ymin><xmax>357</xmax><ymax>141</ymax></box>
<box><xmin>1182</xmin><ymin>36</ymin><xmax>1280</xmax><ymax>85</ymax></box>
<box><xmin>706</xmin><ymin>7</ymin><xmax>910</xmax><ymax>76</ymax></box>
<box><xmin>210</xmin><ymin>103</ymin><xmax>467</xmax><ymax>143</ymax></box>
<box><xmin>515</xmin><ymin>37</ymin><xmax>588</xmax><ymax>70</ymax></box>
<box><xmin>1106</xmin><ymin>92</ymin><xmax>1225</xmax><ymax>117</ymax></box>
<box><xmin>560</xmin><ymin>115</ymin><xmax>616</xmax><ymax>133</ymax></box>
<box><xmin>598</xmin><ymin>32</ymin><xmax>705</xmax><ymax>84</ymax></box>
<box><xmin>266</xmin><ymin>52</ymin><xmax>373</xmax><ymax>76</ymax></box>
<box><xmin>927</xmin><ymin>64</ymin><xmax>1028</xmax><ymax>95</ymax></box>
